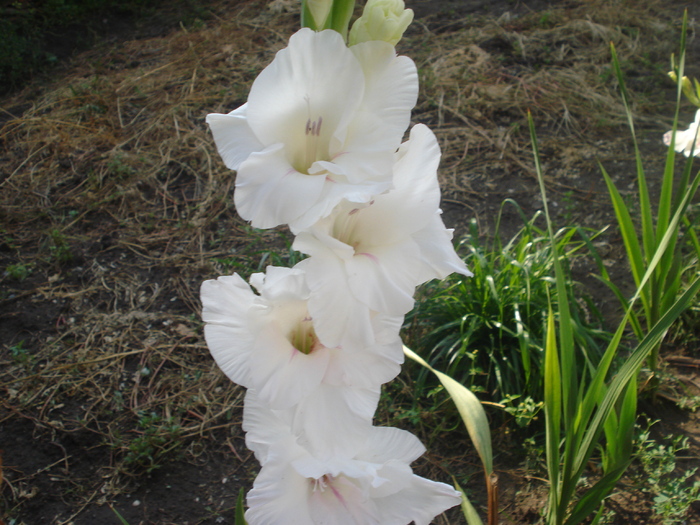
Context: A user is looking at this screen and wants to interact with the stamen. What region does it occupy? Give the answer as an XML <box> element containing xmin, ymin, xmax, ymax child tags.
<box><xmin>297</xmin><ymin>115</ymin><xmax>327</xmax><ymax>173</ymax></box>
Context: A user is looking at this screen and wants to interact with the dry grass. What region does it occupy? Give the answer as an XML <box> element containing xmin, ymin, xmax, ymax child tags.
<box><xmin>0</xmin><ymin>0</ymin><xmax>695</xmax><ymax>522</ymax></box>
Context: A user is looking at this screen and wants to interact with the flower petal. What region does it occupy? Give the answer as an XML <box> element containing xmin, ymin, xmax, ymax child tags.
<box><xmin>235</xmin><ymin>144</ymin><xmax>327</xmax><ymax>229</ymax></box>
<box><xmin>246</xmin><ymin>28</ymin><xmax>364</xmax><ymax>153</ymax></box>
<box><xmin>206</xmin><ymin>104</ymin><xmax>264</xmax><ymax>170</ymax></box>
<box><xmin>374</xmin><ymin>471</ymin><xmax>461</xmax><ymax>525</ymax></box>
<box><xmin>201</xmin><ymin>275</ymin><xmax>257</xmax><ymax>387</ymax></box>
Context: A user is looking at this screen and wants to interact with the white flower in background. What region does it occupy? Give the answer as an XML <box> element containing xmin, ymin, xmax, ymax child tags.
<box><xmin>293</xmin><ymin>124</ymin><xmax>472</xmax><ymax>347</ymax></box>
<box><xmin>206</xmin><ymin>28</ymin><xmax>418</xmax><ymax>231</ymax></box>
<box><xmin>200</xmin><ymin>266</ymin><xmax>403</xmax><ymax>418</ymax></box>
<box><xmin>243</xmin><ymin>391</ymin><xmax>462</xmax><ymax>525</ymax></box>
<box><xmin>348</xmin><ymin>0</ymin><xmax>414</xmax><ymax>46</ymax></box>
<box><xmin>663</xmin><ymin>109</ymin><xmax>700</xmax><ymax>157</ymax></box>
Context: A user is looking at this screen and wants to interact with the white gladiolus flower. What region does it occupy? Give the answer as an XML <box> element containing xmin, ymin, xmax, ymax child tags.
<box><xmin>664</xmin><ymin>109</ymin><xmax>700</xmax><ymax>157</ymax></box>
<box><xmin>206</xmin><ymin>28</ymin><xmax>418</xmax><ymax>231</ymax></box>
<box><xmin>293</xmin><ymin>124</ymin><xmax>472</xmax><ymax>347</ymax></box>
<box><xmin>200</xmin><ymin>266</ymin><xmax>403</xmax><ymax>416</ymax></box>
<box><xmin>243</xmin><ymin>391</ymin><xmax>462</xmax><ymax>525</ymax></box>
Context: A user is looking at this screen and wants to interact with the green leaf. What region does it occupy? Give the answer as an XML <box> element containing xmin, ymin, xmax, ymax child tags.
<box><xmin>454</xmin><ymin>477</ymin><xmax>485</xmax><ymax>525</ymax></box>
<box><xmin>403</xmin><ymin>345</ymin><xmax>493</xmax><ymax>475</ymax></box>
<box><xmin>235</xmin><ymin>487</ymin><xmax>247</xmax><ymax>525</ymax></box>
<box><xmin>110</xmin><ymin>505</ymin><xmax>130</xmax><ymax>525</ymax></box>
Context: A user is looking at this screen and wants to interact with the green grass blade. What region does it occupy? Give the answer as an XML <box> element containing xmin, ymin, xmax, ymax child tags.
<box><xmin>656</xmin><ymin>14</ymin><xmax>687</xmax><ymax>240</ymax></box>
<box><xmin>599</xmin><ymin>163</ymin><xmax>645</xmax><ymax>290</ymax></box>
<box><xmin>574</xmin><ymin>276</ymin><xmax>700</xmax><ymax>475</ymax></box>
<box><xmin>235</xmin><ymin>487</ymin><xmax>247</xmax><ymax>525</ymax></box>
<box><xmin>454</xmin><ymin>477</ymin><xmax>486</xmax><ymax>525</ymax></box>
<box><xmin>610</xmin><ymin>43</ymin><xmax>655</xmax><ymax>259</ymax></box>
<box><xmin>403</xmin><ymin>345</ymin><xmax>493</xmax><ymax>475</ymax></box>
<box><xmin>543</xmin><ymin>307</ymin><xmax>562</xmax><ymax>522</ymax></box>
<box><xmin>572</xmin><ymin>186</ymin><xmax>700</xmax><ymax>481</ymax></box>
<box><xmin>564</xmin><ymin>463</ymin><xmax>631</xmax><ymax>525</ymax></box>
<box><xmin>110</xmin><ymin>506</ymin><xmax>130</xmax><ymax>525</ymax></box>
<box><xmin>528</xmin><ymin>111</ymin><xmax>577</xmax><ymax>423</ymax></box>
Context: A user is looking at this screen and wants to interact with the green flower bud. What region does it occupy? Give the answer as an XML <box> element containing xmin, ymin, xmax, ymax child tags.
<box><xmin>668</xmin><ymin>71</ymin><xmax>700</xmax><ymax>107</ymax></box>
<box><xmin>306</xmin><ymin>0</ymin><xmax>333</xmax><ymax>28</ymax></box>
<box><xmin>348</xmin><ymin>0</ymin><xmax>414</xmax><ymax>46</ymax></box>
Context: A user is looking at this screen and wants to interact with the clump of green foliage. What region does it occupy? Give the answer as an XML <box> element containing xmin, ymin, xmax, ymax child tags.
<box><xmin>118</xmin><ymin>411</ymin><xmax>183</xmax><ymax>474</ymax></box>
<box><xmin>635</xmin><ymin>424</ymin><xmax>700</xmax><ymax>525</ymax></box>
<box><xmin>405</xmin><ymin>200</ymin><xmax>606</xmax><ymax>408</ymax></box>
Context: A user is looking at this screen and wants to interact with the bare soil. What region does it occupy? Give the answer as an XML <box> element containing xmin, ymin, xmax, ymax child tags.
<box><xmin>2</xmin><ymin>0</ymin><xmax>700</xmax><ymax>524</ymax></box>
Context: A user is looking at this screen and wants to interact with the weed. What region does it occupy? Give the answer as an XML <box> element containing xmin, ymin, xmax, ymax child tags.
<box><xmin>8</xmin><ymin>341</ymin><xmax>31</xmax><ymax>366</ymax></box>
<box><xmin>636</xmin><ymin>425</ymin><xmax>700</xmax><ymax>525</ymax></box>
<box><xmin>107</xmin><ymin>153</ymin><xmax>136</xmax><ymax>179</ymax></box>
<box><xmin>500</xmin><ymin>394</ymin><xmax>543</xmax><ymax>428</ymax></box>
<box><xmin>48</xmin><ymin>229</ymin><xmax>74</xmax><ymax>265</ymax></box>
<box><xmin>538</xmin><ymin>11</ymin><xmax>554</xmax><ymax>29</ymax></box>
<box><xmin>120</xmin><ymin>411</ymin><xmax>183</xmax><ymax>474</ymax></box>
<box><xmin>4</xmin><ymin>263</ymin><xmax>32</xmax><ymax>281</ymax></box>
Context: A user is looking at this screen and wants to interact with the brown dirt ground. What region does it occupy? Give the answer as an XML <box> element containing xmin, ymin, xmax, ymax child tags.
<box><xmin>2</xmin><ymin>0</ymin><xmax>700</xmax><ymax>524</ymax></box>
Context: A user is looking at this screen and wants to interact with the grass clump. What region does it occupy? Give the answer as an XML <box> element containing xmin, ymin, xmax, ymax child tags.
<box><xmin>406</xmin><ymin>199</ymin><xmax>606</xmax><ymax>411</ymax></box>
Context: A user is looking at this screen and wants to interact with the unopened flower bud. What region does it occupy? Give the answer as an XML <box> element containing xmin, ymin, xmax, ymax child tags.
<box><xmin>304</xmin><ymin>0</ymin><xmax>333</xmax><ymax>29</ymax></box>
<box><xmin>348</xmin><ymin>0</ymin><xmax>414</xmax><ymax>46</ymax></box>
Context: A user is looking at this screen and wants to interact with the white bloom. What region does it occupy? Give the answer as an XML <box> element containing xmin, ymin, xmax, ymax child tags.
<box><xmin>663</xmin><ymin>109</ymin><xmax>700</xmax><ymax>157</ymax></box>
<box><xmin>243</xmin><ymin>397</ymin><xmax>461</xmax><ymax>525</ymax></box>
<box><xmin>206</xmin><ymin>28</ymin><xmax>418</xmax><ymax>231</ymax></box>
<box><xmin>200</xmin><ymin>266</ymin><xmax>403</xmax><ymax>415</ymax></box>
<box><xmin>293</xmin><ymin>124</ymin><xmax>471</xmax><ymax>347</ymax></box>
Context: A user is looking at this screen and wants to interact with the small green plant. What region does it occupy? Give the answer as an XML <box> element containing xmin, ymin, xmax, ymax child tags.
<box><xmin>636</xmin><ymin>425</ymin><xmax>700</xmax><ymax>525</ymax></box>
<box><xmin>48</xmin><ymin>229</ymin><xmax>74</xmax><ymax>265</ymax></box>
<box><xmin>107</xmin><ymin>153</ymin><xmax>136</xmax><ymax>179</ymax></box>
<box><xmin>121</xmin><ymin>412</ymin><xmax>183</xmax><ymax>474</ymax></box>
<box><xmin>500</xmin><ymin>394</ymin><xmax>543</xmax><ymax>428</ymax></box>
<box><xmin>4</xmin><ymin>263</ymin><xmax>32</xmax><ymax>281</ymax></box>
<box><xmin>8</xmin><ymin>341</ymin><xmax>31</xmax><ymax>366</ymax></box>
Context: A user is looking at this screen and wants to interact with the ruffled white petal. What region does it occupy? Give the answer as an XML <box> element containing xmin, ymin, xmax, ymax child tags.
<box><xmin>246</xmin><ymin>460</ymin><xmax>314</xmax><ymax>525</ymax></box>
<box><xmin>250</xmin><ymin>326</ymin><xmax>331</xmax><ymax>409</ymax></box>
<box><xmin>201</xmin><ymin>275</ymin><xmax>257</xmax><ymax>387</ymax></box>
<box><xmin>342</xmin><ymin>42</ymin><xmax>419</xmax><ymax>182</ymax></box>
<box><xmin>235</xmin><ymin>145</ymin><xmax>328</xmax><ymax>230</ymax></box>
<box><xmin>205</xmin><ymin>105</ymin><xmax>263</xmax><ymax>171</ymax></box>
<box><xmin>294</xmin><ymin>124</ymin><xmax>471</xmax><ymax>336</ymax></box>
<box><xmin>244</xmin><ymin>422</ymin><xmax>460</xmax><ymax>525</ymax></box>
<box><xmin>374</xmin><ymin>470</ymin><xmax>462</xmax><ymax>525</ymax></box>
<box><xmin>359</xmin><ymin>426</ymin><xmax>425</xmax><ymax>465</ymax></box>
<box><xmin>292</xmin><ymin>383</ymin><xmax>377</xmax><ymax>459</ymax></box>
<box><xmin>246</xmin><ymin>29</ymin><xmax>364</xmax><ymax>154</ymax></box>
